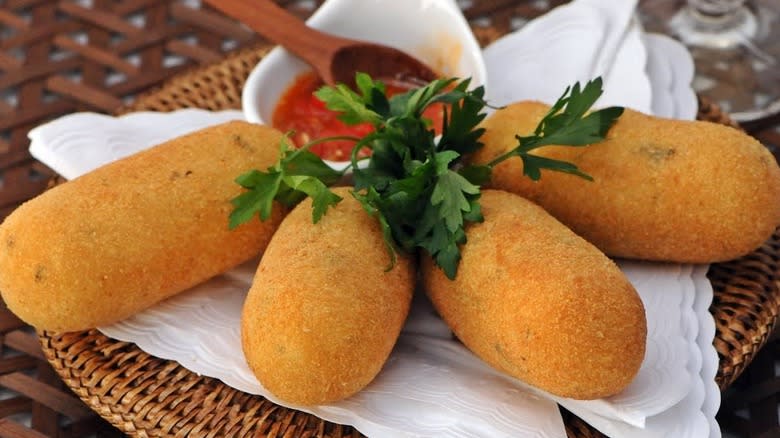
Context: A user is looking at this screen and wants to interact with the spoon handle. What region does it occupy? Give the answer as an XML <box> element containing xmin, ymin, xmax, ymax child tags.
<box><xmin>204</xmin><ymin>0</ymin><xmax>347</xmax><ymax>77</ymax></box>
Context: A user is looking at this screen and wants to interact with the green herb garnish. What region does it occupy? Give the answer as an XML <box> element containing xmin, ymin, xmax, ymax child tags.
<box><xmin>230</xmin><ymin>73</ymin><xmax>623</xmax><ymax>279</ymax></box>
<box><xmin>228</xmin><ymin>137</ymin><xmax>344</xmax><ymax>228</ymax></box>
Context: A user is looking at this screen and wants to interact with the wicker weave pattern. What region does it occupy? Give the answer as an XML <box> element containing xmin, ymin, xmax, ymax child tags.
<box><xmin>42</xmin><ymin>330</ymin><xmax>363</xmax><ymax>437</ymax></box>
<box><xmin>710</xmin><ymin>231</ymin><xmax>780</xmax><ymax>389</ymax></box>
<box><xmin>0</xmin><ymin>302</ymin><xmax>122</xmax><ymax>437</ymax></box>
<box><xmin>34</xmin><ymin>44</ymin><xmax>779</xmax><ymax>438</ymax></box>
<box><xmin>0</xmin><ymin>0</ymin><xmax>298</xmax><ymax>219</ymax></box>
<box><xmin>3</xmin><ymin>1</ymin><xmax>780</xmax><ymax>437</ymax></box>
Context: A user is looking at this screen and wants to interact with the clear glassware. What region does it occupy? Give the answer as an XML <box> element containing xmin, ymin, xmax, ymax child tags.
<box><xmin>638</xmin><ymin>0</ymin><xmax>780</xmax><ymax>122</ymax></box>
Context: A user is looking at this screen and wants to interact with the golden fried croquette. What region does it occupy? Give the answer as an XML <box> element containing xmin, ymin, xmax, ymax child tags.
<box><xmin>468</xmin><ymin>101</ymin><xmax>780</xmax><ymax>262</ymax></box>
<box><xmin>241</xmin><ymin>187</ymin><xmax>414</xmax><ymax>405</ymax></box>
<box><xmin>0</xmin><ymin>121</ymin><xmax>286</xmax><ymax>332</ymax></box>
<box><xmin>422</xmin><ymin>189</ymin><xmax>647</xmax><ymax>400</ymax></box>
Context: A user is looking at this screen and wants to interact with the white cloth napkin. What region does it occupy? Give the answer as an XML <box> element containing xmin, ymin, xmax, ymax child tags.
<box><xmin>482</xmin><ymin>0</ymin><xmax>652</xmax><ymax>114</ymax></box>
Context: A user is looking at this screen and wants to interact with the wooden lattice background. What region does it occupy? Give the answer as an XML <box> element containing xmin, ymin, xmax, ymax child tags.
<box><xmin>0</xmin><ymin>0</ymin><xmax>569</xmax><ymax>220</ymax></box>
<box><xmin>0</xmin><ymin>1</ymin><xmax>778</xmax><ymax>437</ymax></box>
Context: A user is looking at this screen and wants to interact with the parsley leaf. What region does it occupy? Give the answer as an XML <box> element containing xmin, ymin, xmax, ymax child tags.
<box><xmin>488</xmin><ymin>77</ymin><xmax>624</xmax><ymax>181</ymax></box>
<box><xmin>229</xmin><ymin>170</ymin><xmax>282</xmax><ymax>228</ymax></box>
<box><xmin>437</xmin><ymin>79</ymin><xmax>488</xmax><ymax>155</ymax></box>
<box><xmin>282</xmin><ymin>175</ymin><xmax>343</xmax><ymax>222</ymax></box>
<box><xmin>430</xmin><ymin>151</ymin><xmax>479</xmax><ymax>233</ymax></box>
<box><xmin>313</xmin><ymin>73</ymin><xmax>384</xmax><ymax>125</ymax></box>
<box><xmin>228</xmin><ymin>136</ymin><xmax>343</xmax><ymax>228</ymax></box>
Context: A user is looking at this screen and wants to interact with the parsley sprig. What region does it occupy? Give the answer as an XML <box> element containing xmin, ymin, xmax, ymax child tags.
<box><xmin>228</xmin><ymin>137</ymin><xmax>344</xmax><ymax>228</ymax></box>
<box><xmin>229</xmin><ymin>73</ymin><xmax>623</xmax><ymax>279</ymax></box>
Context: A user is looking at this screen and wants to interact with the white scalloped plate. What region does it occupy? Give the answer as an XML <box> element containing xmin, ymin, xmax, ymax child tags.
<box><xmin>693</xmin><ymin>266</ymin><xmax>722</xmax><ymax>438</ymax></box>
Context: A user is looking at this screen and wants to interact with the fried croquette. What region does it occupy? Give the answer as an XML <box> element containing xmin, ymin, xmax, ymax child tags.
<box><xmin>468</xmin><ymin>101</ymin><xmax>780</xmax><ymax>262</ymax></box>
<box><xmin>0</xmin><ymin>121</ymin><xmax>286</xmax><ymax>332</ymax></box>
<box><xmin>241</xmin><ymin>187</ymin><xmax>415</xmax><ymax>405</ymax></box>
<box><xmin>422</xmin><ymin>189</ymin><xmax>647</xmax><ymax>400</ymax></box>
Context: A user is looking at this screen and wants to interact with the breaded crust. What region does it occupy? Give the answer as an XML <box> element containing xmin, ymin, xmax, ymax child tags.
<box><xmin>423</xmin><ymin>190</ymin><xmax>647</xmax><ymax>399</ymax></box>
<box><xmin>0</xmin><ymin>121</ymin><xmax>286</xmax><ymax>332</ymax></box>
<box><xmin>469</xmin><ymin>101</ymin><xmax>780</xmax><ymax>262</ymax></box>
<box><xmin>241</xmin><ymin>187</ymin><xmax>414</xmax><ymax>405</ymax></box>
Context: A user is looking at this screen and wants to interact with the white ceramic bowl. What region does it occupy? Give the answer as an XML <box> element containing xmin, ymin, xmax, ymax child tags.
<box><xmin>241</xmin><ymin>0</ymin><xmax>487</xmax><ymax>133</ymax></box>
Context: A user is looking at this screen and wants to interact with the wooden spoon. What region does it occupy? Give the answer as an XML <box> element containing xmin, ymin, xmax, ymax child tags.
<box><xmin>204</xmin><ymin>0</ymin><xmax>439</xmax><ymax>86</ymax></box>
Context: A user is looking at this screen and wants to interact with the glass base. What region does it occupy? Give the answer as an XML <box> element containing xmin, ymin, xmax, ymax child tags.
<box><xmin>671</xmin><ymin>4</ymin><xmax>757</xmax><ymax>50</ymax></box>
<box><xmin>639</xmin><ymin>0</ymin><xmax>780</xmax><ymax>122</ymax></box>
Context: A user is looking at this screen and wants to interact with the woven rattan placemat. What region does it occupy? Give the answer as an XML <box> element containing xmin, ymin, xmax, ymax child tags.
<box><xmin>2</xmin><ymin>1</ymin><xmax>779</xmax><ymax>437</ymax></box>
<box><xmin>32</xmin><ymin>44</ymin><xmax>780</xmax><ymax>437</ymax></box>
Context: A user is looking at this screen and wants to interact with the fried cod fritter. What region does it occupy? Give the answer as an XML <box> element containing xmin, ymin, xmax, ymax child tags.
<box><xmin>0</xmin><ymin>121</ymin><xmax>286</xmax><ymax>331</ymax></box>
<box><xmin>423</xmin><ymin>190</ymin><xmax>647</xmax><ymax>399</ymax></box>
<box><xmin>241</xmin><ymin>187</ymin><xmax>415</xmax><ymax>405</ymax></box>
<box><xmin>469</xmin><ymin>101</ymin><xmax>780</xmax><ymax>262</ymax></box>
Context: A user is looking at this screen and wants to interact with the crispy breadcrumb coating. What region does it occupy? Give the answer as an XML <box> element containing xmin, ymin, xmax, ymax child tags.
<box><xmin>423</xmin><ymin>190</ymin><xmax>647</xmax><ymax>399</ymax></box>
<box><xmin>0</xmin><ymin>121</ymin><xmax>286</xmax><ymax>331</ymax></box>
<box><xmin>242</xmin><ymin>187</ymin><xmax>414</xmax><ymax>405</ymax></box>
<box><xmin>469</xmin><ymin>102</ymin><xmax>780</xmax><ymax>262</ymax></box>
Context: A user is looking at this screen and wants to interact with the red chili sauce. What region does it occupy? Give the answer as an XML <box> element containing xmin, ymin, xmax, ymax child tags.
<box><xmin>272</xmin><ymin>71</ymin><xmax>445</xmax><ymax>161</ymax></box>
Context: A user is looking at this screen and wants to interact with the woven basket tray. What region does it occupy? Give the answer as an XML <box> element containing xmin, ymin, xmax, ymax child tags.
<box><xmin>34</xmin><ymin>44</ymin><xmax>780</xmax><ymax>438</ymax></box>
